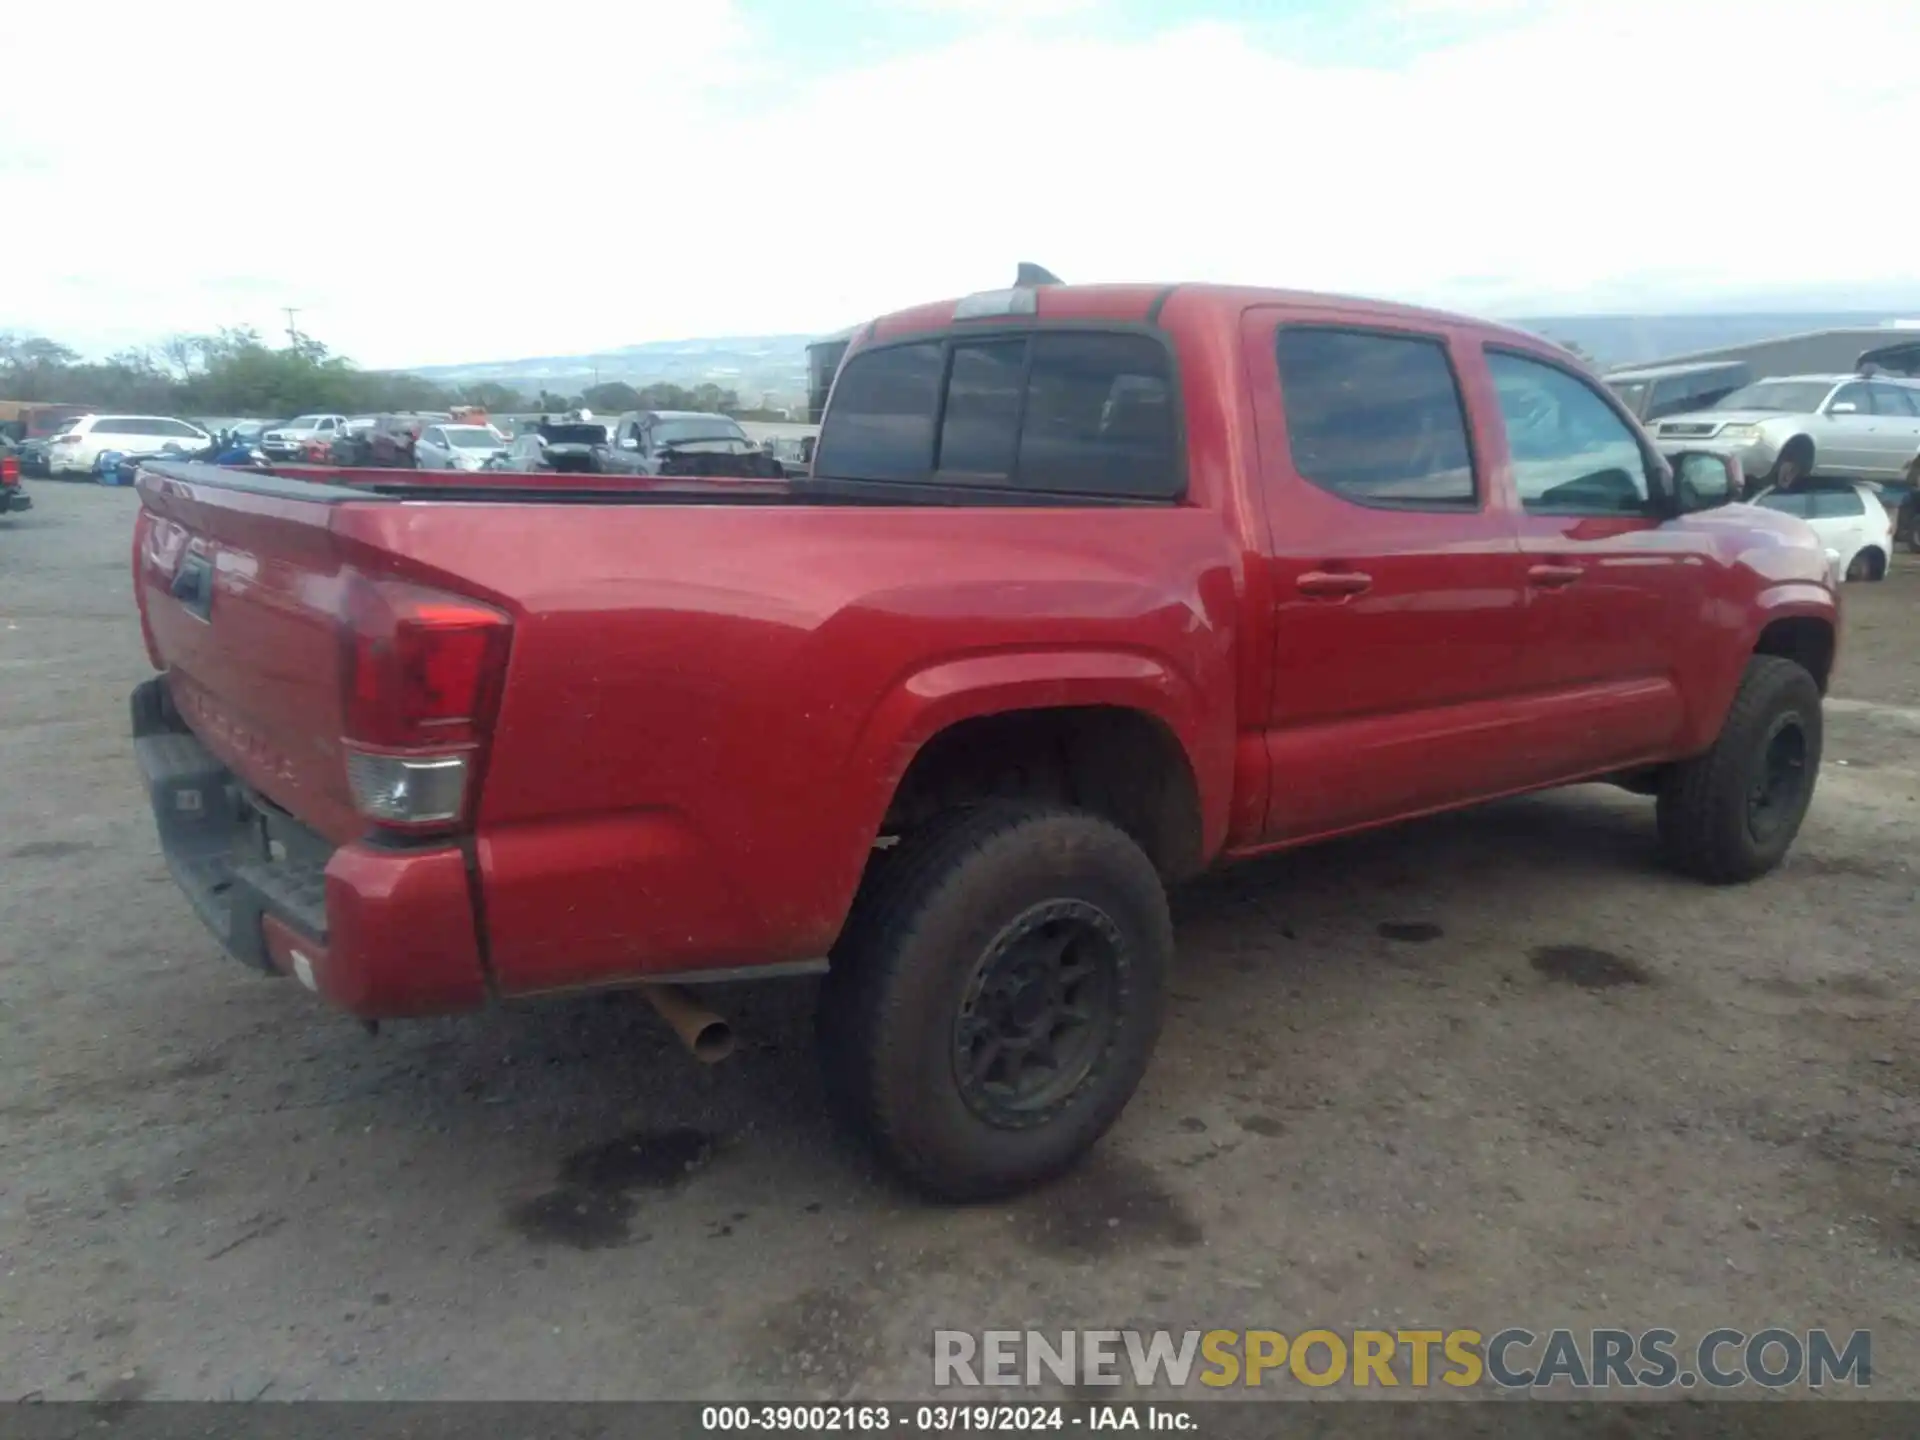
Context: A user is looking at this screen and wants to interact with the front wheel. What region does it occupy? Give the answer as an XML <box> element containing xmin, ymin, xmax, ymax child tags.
<box><xmin>1657</xmin><ymin>655</ymin><xmax>1822</xmax><ymax>883</ymax></box>
<box><xmin>817</xmin><ymin>802</ymin><xmax>1171</xmax><ymax>1201</ymax></box>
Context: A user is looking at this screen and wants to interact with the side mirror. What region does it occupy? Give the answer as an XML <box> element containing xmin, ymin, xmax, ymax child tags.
<box><xmin>1828</xmin><ymin>401</ymin><xmax>1859</xmax><ymax>415</ymax></box>
<box><xmin>1673</xmin><ymin>450</ymin><xmax>1740</xmax><ymax>512</ymax></box>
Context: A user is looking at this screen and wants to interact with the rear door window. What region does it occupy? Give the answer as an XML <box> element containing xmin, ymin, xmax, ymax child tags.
<box><xmin>1275</xmin><ymin>327</ymin><xmax>1476</xmax><ymax>506</ymax></box>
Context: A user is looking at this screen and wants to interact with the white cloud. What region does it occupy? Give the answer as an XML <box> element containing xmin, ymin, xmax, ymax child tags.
<box><xmin>4</xmin><ymin>0</ymin><xmax>1916</xmax><ymax>366</ymax></box>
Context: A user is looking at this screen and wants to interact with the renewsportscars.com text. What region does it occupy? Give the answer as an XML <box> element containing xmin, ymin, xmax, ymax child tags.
<box><xmin>933</xmin><ymin>1327</ymin><xmax>1871</xmax><ymax>1391</ymax></box>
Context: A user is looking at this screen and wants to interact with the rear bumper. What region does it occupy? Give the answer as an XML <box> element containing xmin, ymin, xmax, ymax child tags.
<box><xmin>131</xmin><ymin>677</ymin><xmax>489</xmax><ymax>1019</ymax></box>
<box><xmin>0</xmin><ymin>487</ymin><xmax>29</xmax><ymax>512</ymax></box>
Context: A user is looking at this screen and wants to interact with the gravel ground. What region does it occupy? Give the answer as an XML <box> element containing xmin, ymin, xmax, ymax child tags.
<box><xmin>0</xmin><ymin>480</ymin><xmax>1914</xmax><ymax>1403</ymax></box>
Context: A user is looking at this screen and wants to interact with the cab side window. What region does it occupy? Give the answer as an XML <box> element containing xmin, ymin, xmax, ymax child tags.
<box><xmin>1487</xmin><ymin>352</ymin><xmax>1653</xmax><ymax>516</ymax></box>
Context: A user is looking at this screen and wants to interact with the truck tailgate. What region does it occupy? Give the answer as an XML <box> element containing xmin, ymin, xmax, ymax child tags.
<box><xmin>136</xmin><ymin>469</ymin><xmax>363</xmax><ymax>843</ymax></box>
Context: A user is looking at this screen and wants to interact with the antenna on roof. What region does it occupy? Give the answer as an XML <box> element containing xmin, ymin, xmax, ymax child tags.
<box><xmin>1016</xmin><ymin>263</ymin><xmax>1063</xmax><ymax>287</ymax></box>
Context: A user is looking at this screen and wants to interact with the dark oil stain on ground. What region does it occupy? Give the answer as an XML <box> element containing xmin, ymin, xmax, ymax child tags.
<box><xmin>8</xmin><ymin>839</ymin><xmax>94</xmax><ymax>860</ymax></box>
<box><xmin>506</xmin><ymin>1126</ymin><xmax>713</xmax><ymax>1251</ymax></box>
<box><xmin>1238</xmin><ymin>1115</ymin><xmax>1285</xmax><ymax>1138</ymax></box>
<box><xmin>1530</xmin><ymin>944</ymin><xmax>1650</xmax><ymax>990</ymax></box>
<box><xmin>1378</xmin><ymin>921</ymin><xmax>1444</xmax><ymax>943</ymax></box>
<box><xmin>1014</xmin><ymin>1151</ymin><xmax>1204</xmax><ymax>1262</ymax></box>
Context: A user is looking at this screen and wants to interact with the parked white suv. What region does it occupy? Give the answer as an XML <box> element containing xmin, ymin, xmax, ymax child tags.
<box><xmin>45</xmin><ymin>415</ymin><xmax>210</xmax><ymax>477</ymax></box>
<box><xmin>1651</xmin><ymin>374</ymin><xmax>1920</xmax><ymax>491</ymax></box>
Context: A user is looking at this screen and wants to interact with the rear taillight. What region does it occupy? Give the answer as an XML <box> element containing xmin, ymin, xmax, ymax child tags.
<box><xmin>338</xmin><ymin>577</ymin><xmax>510</xmax><ymax>831</ymax></box>
<box><xmin>0</xmin><ymin>455</ymin><xmax>17</xmax><ymax>485</ymax></box>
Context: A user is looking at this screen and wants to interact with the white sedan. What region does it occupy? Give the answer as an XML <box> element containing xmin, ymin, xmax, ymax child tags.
<box><xmin>1752</xmin><ymin>480</ymin><xmax>1893</xmax><ymax>583</ymax></box>
<box><xmin>414</xmin><ymin>424</ymin><xmax>508</xmax><ymax>471</ymax></box>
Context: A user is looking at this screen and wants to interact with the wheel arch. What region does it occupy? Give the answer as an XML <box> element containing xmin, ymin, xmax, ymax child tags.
<box><xmin>848</xmin><ymin>650</ymin><xmax>1231</xmax><ymax>889</ymax></box>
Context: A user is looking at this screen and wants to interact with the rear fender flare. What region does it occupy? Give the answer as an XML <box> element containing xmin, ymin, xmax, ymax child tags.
<box><xmin>834</xmin><ymin>646</ymin><xmax>1230</xmax><ymax>888</ymax></box>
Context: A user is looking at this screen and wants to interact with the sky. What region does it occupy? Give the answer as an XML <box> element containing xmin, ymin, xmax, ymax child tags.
<box><xmin>4</xmin><ymin>0</ymin><xmax>1918</xmax><ymax>369</ymax></box>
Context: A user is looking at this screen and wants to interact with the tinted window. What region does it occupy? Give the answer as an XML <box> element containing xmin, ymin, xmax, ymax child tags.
<box><xmin>1016</xmin><ymin>332</ymin><xmax>1176</xmax><ymax>497</ymax></box>
<box><xmin>156</xmin><ymin>419</ymin><xmax>202</xmax><ymax>438</ymax></box>
<box><xmin>1275</xmin><ymin>328</ymin><xmax>1475</xmax><ymax>505</ymax></box>
<box><xmin>816</xmin><ymin>341</ymin><xmax>943</xmax><ymax>481</ymax></box>
<box><xmin>94</xmin><ymin>418</ymin><xmax>141</xmax><ymax>435</ymax></box>
<box><xmin>1715</xmin><ymin>381</ymin><xmax>1833</xmax><ymax>413</ymax></box>
<box><xmin>1756</xmin><ymin>490</ymin><xmax>1813</xmax><ymax>519</ymax></box>
<box><xmin>1488</xmin><ymin>352</ymin><xmax>1651</xmax><ymax>514</ymax></box>
<box><xmin>1869</xmin><ymin>383</ymin><xmax>1919</xmax><ymax>417</ymax></box>
<box><xmin>1607</xmin><ymin>379</ymin><xmax>1650</xmax><ymax>417</ymax></box>
<box><xmin>938</xmin><ymin>341</ymin><xmax>1024</xmax><ymax>475</ymax></box>
<box><xmin>1830</xmin><ymin>383</ymin><xmax>1871</xmax><ymax>412</ymax></box>
<box><xmin>1810</xmin><ymin>487</ymin><xmax>1865</xmax><ymax>518</ymax></box>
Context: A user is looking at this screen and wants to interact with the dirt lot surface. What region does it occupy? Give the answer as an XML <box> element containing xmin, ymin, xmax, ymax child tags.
<box><xmin>1</xmin><ymin>481</ymin><xmax>1915</xmax><ymax>1403</ymax></box>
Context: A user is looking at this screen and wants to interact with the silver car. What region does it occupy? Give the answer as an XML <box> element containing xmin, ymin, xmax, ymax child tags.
<box><xmin>1650</xmin><ymin>373</ymin><xmax>1920</xmax><ymax>489</ymax></box>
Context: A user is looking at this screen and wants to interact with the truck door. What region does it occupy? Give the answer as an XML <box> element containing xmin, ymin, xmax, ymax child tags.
<box><xmin>1240</xmin><ymin>307</ymin><xmax>1531</xmax><ymax>842</ymax></box>
<box><xmin>1468</xmin><ymin>346</ymin><xmax>1705</xmax><ymax>782</ymax></box>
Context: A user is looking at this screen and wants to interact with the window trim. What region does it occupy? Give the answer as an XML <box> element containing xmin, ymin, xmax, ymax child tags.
<box><xmin>1274</xmin><ymin>322</ymin><xmax>1484</xmax><ymax>512</ymax></box>
<box><xmin>811</xmin><ymin>320</ymin><xmax>1189</xmax><ymax>505</ymax></box>
<box><xmin>1484</xmin><ymin>343</ymin><xmax>1670</xmax><ymax>519</ymax></box>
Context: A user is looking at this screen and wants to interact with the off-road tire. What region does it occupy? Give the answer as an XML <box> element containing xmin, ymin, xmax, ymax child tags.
<box><xmin>1657</xmin><ymin>655</ymin><xmax>1822</xmax><ymax>883</ymax></box>
<box><xmin>817</xmin><ymin>801</ymin><xmax>1171</xmax><ymax>1201</ymax></box>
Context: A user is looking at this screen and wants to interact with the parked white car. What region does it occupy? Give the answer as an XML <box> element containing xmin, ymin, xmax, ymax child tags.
<box><xmin>1753</xmin><ymin>480</ymin><xmax>1893</xmax><ymax>583</ymax></box>
<box><xmin>259</xmin><ymin>414</ymin><xmax>349</xmax><ymax>460</ymax></box>
<box><xmin>1652</xmin><ymin>374</ymin><xmax>1920</xmax><ymax>490</ymax></box>
<box><xmin>45</xmin><ymin>415</ymin><xmax>210</xmax><ymax>477</ymax></box>
<box><xmin>413</xmin><ymin>423</ymin><xmax>508</xmax><ymax>471</ymax></box>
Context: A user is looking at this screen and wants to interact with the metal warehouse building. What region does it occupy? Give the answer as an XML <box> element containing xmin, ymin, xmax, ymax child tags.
<box><xmin>1623</xmin><ymin>324</ymin><xmax>1920</xmax><ymax>378</ymax></box>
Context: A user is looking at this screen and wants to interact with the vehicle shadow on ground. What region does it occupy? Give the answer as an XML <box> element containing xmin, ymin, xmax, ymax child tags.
<box><xmin>290</xmin><ymin>785</ymin><xmax>1673</xmax><ymax>1202</ymax></box>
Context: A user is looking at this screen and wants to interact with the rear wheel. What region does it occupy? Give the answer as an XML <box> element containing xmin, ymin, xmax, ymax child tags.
<box><xmin>1845</xmin><ymin>548</ymin><xmax>1885</xmax><ymax>583</ymax></box>
<box><xmin>1657</xmin><ymin>655</ymin><xmax>1822</xmax><ymax>883</ymax></box>
<box><xmin>817</xmin><ymin>801</ymin><xmax>1170</xmax><ymax>1201</ymax></box>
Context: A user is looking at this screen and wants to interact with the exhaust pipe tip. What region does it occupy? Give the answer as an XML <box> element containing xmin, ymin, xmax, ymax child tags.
<box><xmin>639</xmin><ymin>983</ymin><xmax>737</xmax><ymax>1065</ymax></box>
<box><xmin>686</xmin><ymin>1016</ymin><xmax>735</xmax><ymax>1064</ymax></box>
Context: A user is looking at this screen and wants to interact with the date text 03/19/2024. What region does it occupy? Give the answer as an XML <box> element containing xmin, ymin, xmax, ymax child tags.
<box><xmin>700</xmin><ymin>1405</ymin><xmax>1191</xmax><ymax>1431</ymax></box>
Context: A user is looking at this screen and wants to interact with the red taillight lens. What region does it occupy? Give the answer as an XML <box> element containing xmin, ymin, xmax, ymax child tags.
<box><xmin>0</xmin><ymin>455</ymin><xmax>17</xmax><ymax>485</ymax></box>
<box><xmin>338</xmin><ymin>577</ymin><xmax>511</xmax><ymax>832</ymax></box>
<box><xmin>340</xmin><ymin>579</ymin><xmax>511</xmax><ymax>750</ymax></box>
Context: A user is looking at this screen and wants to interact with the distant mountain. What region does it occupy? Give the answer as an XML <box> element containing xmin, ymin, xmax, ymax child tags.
<box><xmin>398</xmin><ymin>312</ymin><xmax>1920</xmax><ymax>395</ymax></box>
<box><xmin>405</xmin><ymin>334</ymin><xmax>820</xmax><ymax>404</ymax></box>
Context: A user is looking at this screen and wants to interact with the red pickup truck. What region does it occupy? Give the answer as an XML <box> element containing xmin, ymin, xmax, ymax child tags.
<box><xmin>129</xmin><ymin>281</ymin><xmax>1838</xmax><ymax>1199</ymax></box>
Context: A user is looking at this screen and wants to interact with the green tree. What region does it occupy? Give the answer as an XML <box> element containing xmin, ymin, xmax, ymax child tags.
<box><xmin>581</xmin><ymin>381</ymin><xmax>643</xmax><ymax>413</ymax></box>
<box><xmin>458</xmin><ymin>381</ymin><xmax>527</xmax><ymax>413</ymax></box>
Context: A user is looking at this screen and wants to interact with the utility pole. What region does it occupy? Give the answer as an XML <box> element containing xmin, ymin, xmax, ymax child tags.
<box><xmin>282</xmin><ymin>307</ymin><xmax>303</xmax><ymax>348</ymax></box>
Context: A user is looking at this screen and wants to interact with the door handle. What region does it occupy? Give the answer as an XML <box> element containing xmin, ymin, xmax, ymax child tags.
<box><xmin>1528</xmin><ymin>562</ymin><xmax>1584</xmax><ymax>588</ymax></box>
<box><xmin>1296</xmin><ymin>570</ymin><xmax>1373</xmax><ymax>598</ymax></box>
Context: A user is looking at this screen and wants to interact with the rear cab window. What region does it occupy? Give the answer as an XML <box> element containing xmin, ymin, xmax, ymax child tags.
<box><xmin>814</xmin><ymin>329</ymin><xmax>1181</xmax><ymax>500</ymax></box>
